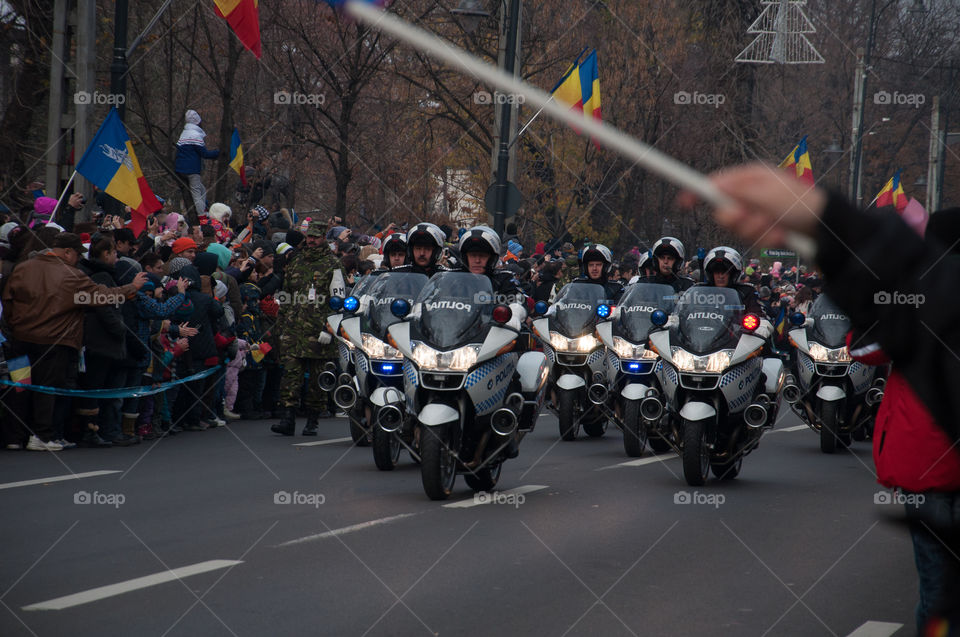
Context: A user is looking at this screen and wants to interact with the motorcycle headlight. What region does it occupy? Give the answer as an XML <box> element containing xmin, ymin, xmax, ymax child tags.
<box><xmin>613</xmin><ymin>336</ymin><xmax>658</xmax><ymax>361</ymax></box>
<box><xmin>670</xmin><ymin>347</ymin><xmax>733</xmax><ymax>373</ymax></box>
<box><xmin>410</xmin><ymin>341</ymin><xmax>480</xmax><ymax>371</ymax></box>
<box><xmin>361</xmin><ymin>333</ymin><xmax>402</xmax><ymax>360</ymax></box>
<box><xmin>808</xmin><ymin>343</ymin><xmax>852</xmax><ymax>363</ymax></box>
<box><xmin>549</xmin><ymin>331</ymin><xmax>598</xmax><ymax>353</ymax></box>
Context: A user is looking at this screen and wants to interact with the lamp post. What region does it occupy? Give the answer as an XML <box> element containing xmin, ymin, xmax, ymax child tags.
<box><xmin>453</xmin><ymin>0</ymin><xmax>522</xmax><ymax>239</ymax></box>
<box><xmin>823</xmin><ymin>140</ymin><xmax>844</xmax><ymax>191</ymax></box>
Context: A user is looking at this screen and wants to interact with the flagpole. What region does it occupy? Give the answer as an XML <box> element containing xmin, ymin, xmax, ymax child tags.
<box><xmin>48</xmin><ymin>170</ymin><xmax>78</xmax><ymax>225</ymax></box>
<box><xmin>507</xmin><ymin>96</ymin><xmax>553</xmax><ymax>150</ymax></box>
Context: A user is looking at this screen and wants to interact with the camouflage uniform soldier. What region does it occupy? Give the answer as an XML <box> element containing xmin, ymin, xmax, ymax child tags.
<box><xmin>270</xmin><ymin>219</ymin><xmax>343</xmax><ymax>436</ymax></box>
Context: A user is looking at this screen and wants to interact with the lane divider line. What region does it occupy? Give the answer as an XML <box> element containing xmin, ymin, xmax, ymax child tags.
<box><xmin>0</xmin><ymin>470</ymin><xmax>122</xmax><ymax>491</ymax></box>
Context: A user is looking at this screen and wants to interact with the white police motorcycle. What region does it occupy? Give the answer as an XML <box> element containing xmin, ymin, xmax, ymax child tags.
<box><xmin>782</xmin><ymin>294</ymin><xmax>881</xmax><ymax>453</ymax></box>
<box><xmin>652</xmin><ymin>287</ymin><xmax>784</xmax><ymax>485</ymax></box>
<box><xmin>533</xmin><ymin>281</ymin><xmax>613</xmax><ymax>441</ymax></box>
<box><xmin>388</xmin><ymin>271</ymin><xmax>549</xmax><ymax>500</ymax></box>
<box><xmin>596</xmin><ymin>282</ymin><xmax>677</xmax><ymax>457</ymax></box>
<box><xmin>331</xmin><ymin>271</ymin><xmax>429</xmax><ymax>470</ymax></box>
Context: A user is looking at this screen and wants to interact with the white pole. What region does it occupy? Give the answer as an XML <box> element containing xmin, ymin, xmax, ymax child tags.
<box><xmin>345</xmin><ymin>1</ymin><xmax>816</xmax><ymax>258</ymax></box>
<box><xmin>48</xmin><ymin>170</ymin><xmax>78</xmax><ymax>226</ymax></box>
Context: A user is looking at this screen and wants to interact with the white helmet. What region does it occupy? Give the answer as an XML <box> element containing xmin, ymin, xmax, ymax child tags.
<box><xmin>458</xmin><ymin>225</ymin><xmax>501</xmax><ymax>271</ymax></box>
<box><xmin>405</xmin><ymin>222</ymin><xmax>446</xmax><ymax>265</ymax></box>
<box><xmin>651</xmin><ymin>236</ymin><xmax>685</xmax><ymax>271</ymax></box>
<box><xmin>580</xmin><ymin>244</ymin><xmax>613</xmax><ymax>277</ymax></box>
<box><xmin>703</xmin><ymin>246</ymin><xmax>743</xmax><ymax>284</ymax></box>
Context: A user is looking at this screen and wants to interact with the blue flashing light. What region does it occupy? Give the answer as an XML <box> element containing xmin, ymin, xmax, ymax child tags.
<box><xmin>391</xmin><ymin>298</ymin><xmax>411</xmax><ymax>318</ymax></box>
<box><xmin>329</xmin><ymin>296</ymin><xmax>344</xmax><ymax>311</ymax></box>
<box><xmin>596</xmin><ymin>304</ymin><xmax>611</xmax><ymax>319</ymax></box>
<box><xmin>651</xmin><ymin>309</ymin><xmax>668</xmax><ymax>327</ymax></box>
<box><xmin>343</xmin><ymin>296</ymin><xmax>359</xmax><ymax>312</ymax></box>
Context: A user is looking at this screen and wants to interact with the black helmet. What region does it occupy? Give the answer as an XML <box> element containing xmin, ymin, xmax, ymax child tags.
<box><xmin>405</xmin><ymin>223</ymin><xmax>446</xmax><ymax>266</ymax></box>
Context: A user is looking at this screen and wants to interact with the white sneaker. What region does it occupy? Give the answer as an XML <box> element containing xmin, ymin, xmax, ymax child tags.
<box><xmin>5</xmin><ymin>443</ymin><xmax>22</xmax><ymax>450</ymax></box>
<box><xmin>56</xmin><ymin>439</ymin><xmax>77</xmax><ymax>449</ymax></box>
<box><xmin>26</xmin><ymin>436</ymin><xmax>63</xmax><ymax>452</ymax></box>
<box><xmin>213</xmin><ymin>417</ymin><xmax>226</xmax><ymax>427</ymax></box>
<box><xmin>223</xmin><ymin>409</ymin><xmax>241</xmax><ymax>421</ymax></box>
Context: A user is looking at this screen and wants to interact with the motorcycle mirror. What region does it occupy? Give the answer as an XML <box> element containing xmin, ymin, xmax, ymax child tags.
<box><xmin>391</xmin><ymin>298</ymin><xmax>411</xmax><ymax>318</ymax></box>
<box><xmin>596</xmin><ymin>304</ymin><xmax>611</xmax><ymax>319</ymax></box>
<box><xmin>343</xmin><ymin>296</ymin><xmax>359</xmax><ymax>313</ymax></box>
<box><xmin>650</xmin><ymin>309</ymin><xmax>668</xmax><ymax>327</ymax></box>
<box><xmin>534</xmin><ymin>301</ymin><xmax>549</xmax><ymax>315</ymax></box>
<box><xmin>789</xmin><ymin>312</ymin><xmax>805</xmax><ymax>326</ymax></box>
<box><xmin>329</xmin><ymin>296</ymin><xmax>344</xmax><ymax>312</ymax></box>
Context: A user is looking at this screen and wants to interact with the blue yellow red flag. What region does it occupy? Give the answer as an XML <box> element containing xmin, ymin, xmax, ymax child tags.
<box><xmin>778</xmin><ymin>136</ymin><xmax>814</xmax><ymax>185</ymax></box>
<box><xmin>230</xmin><ymin>128</ymin><xmax>247</xmax><ymax>186</ymax></box>
<box><xmin>874</xmin><ymin>170</ymin><xmax>907</xmax><ymax>212</ymax></box>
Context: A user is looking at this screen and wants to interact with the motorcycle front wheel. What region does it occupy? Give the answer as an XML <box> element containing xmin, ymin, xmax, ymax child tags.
<box><xmin>372</xmin><ymin>424</ymin><xmax>401</xmax><ymax>471</ymax></box>
<box><xmin>622</xmin><ymin>400</ymin><xmax>646</xmax><ymax>457</ymax></box>
<box><xmin>682</xmin><ymin>419</ymin><xmax>710</xmax><ymax>486</ymax></box>
<box><xmin>558</xmin><ymin>389</ymin><xmax>578</xmax><ymax>441</ymax></box>
<box><xmin>819</xmin><ymin>401</ymin><xmax>841</xmax><ymax>454</ymax></box>
<box><xmin>420</xmin><ymin>426</ymin><xmax>457</xmax><ymax>500</ymax></box>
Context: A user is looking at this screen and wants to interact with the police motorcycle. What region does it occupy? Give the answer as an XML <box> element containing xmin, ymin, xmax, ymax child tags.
<box><xmin>532</xmin><ymin>281</ymin><xmax>614</xmax><ymax>440</ymax></box>
<box><xmin>387</xmin><ymin>271</ymin><xmax>549</xmax><ymax>500</ymax></box>
<box><xmin>651</xmin><ymin>287</ymin><xmax>784</xmax><ymax>485</ymax></box>
<box><xmin>335</xmin><ymin>271</ymin><xmax>429</xmax><ymax>470</ymax></box>
<box><xmin>781</xmin><ymin>295</ymin><xmax>881</xmax><ymax>453</ymax></box>
<box><xmin>596</xmin><ymin>283</ymin><xmax>677</xmax><ymax>457</ymax></box>
<box><xmin>325</xmin><ymin>273</ymin><xmax>378</xmax><ymax>445</ymax></box>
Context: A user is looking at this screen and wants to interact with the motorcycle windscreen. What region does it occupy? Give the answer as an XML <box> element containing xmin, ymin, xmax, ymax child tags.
<box><xmin>350</xmin><ymin>274</ymin><xmax>377</xmax><ymax>299</ymax></box>
<box><xmin>616</xmin><ymin>283</ymin><xmax>677</xmax><ymax>343</ymax></box>
<box><xmin>414</xmin><ymin>271</ymin><xmax>494</xmax><ymax>349</ymax></box>
<box><xmin>674</xmin><ymin>286</ymin><xmax>744</xmax><ymax>355</ymax></box>
<box><xmin>549</xmin><ymin>281</ymin><xmax>608</xmax><ymax>337</ymax></box>
<box><xmin>364</xmin><ymin>272</ymin><xmax>430</xmax><ymax>339</ymax></box>
<box><xmin>807</xmin><ymin>294</ymin><xmax>851</xmax><ymax>348</ymax></box>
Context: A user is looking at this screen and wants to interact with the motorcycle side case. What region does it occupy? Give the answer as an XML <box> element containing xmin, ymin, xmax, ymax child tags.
<box><xmin>718</xmin><ymin>357</ymin><xmax>763</xmax><ymax>414</ymax></box>
<box><xmin>464</xmin><ymin>353</ymin><xmax>519</xmax><ymax>417</ymax></box>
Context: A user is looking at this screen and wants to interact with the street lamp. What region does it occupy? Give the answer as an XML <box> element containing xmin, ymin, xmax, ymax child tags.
<box><xmin>451</xmin><ymin>0</ymin><xmax>490</xmax><ymax>34</ymax></box>
<box><xmin>824</xmin><ymin>140</ymin><xmax>844</xmax><ymax>190</ymax></box>
<box><xmin>452</xmin><ymin>0</ymin><xmax>521</xmax><ymax>240</ymax></box>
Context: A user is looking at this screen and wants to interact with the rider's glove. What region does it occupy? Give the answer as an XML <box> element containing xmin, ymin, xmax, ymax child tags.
<box><xmin>317</xmin><ymin>332</ymin><xmax>333</xmax><ymax>345</ymax></box>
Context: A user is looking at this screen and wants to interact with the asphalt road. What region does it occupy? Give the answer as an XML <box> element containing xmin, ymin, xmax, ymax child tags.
<box><xmin>0</xmin><ymin>409</ymin><xmax>917</xmax><ymax>637</ymax></box>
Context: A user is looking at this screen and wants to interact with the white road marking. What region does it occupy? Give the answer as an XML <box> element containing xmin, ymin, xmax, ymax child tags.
<box><xmin>293</xmin><ymin>437</ymin><xmax>353</xmax><ymax>447</ymax></box>
<box><xmin>845</xmin><ymin>621</ymin><xmax>903</xmax><ymax>637</ymax></box>
<box><xmin>21</xmin><ymin>560</ymin><xmax>242</xmax><ymax>611</ymax></box>
<box><xmin>443</xmin><ymin>484</ymin><xmax>548</xmax><ymax>508</ymax></box>
<box><xmin>0</xmin><ymin>470</ymin><xmax>121</xmax><ymax>491</ymax></box>
<box><xmin>276</xmin><ymin>513</ymin><xmax>420</xmax><ymax>546</ymax></box>
<box><xmin>769</xmin><ymin>425</ymin><xmax>808</xmax><ymax>433</ymax></box>
<box><xmin>596</xmin><ymin>454</ymin><xmax>678</xmax><ymax>471</ymax></box>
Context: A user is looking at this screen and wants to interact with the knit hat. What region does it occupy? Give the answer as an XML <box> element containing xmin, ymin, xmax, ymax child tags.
<box><xmin>285</xmin><ymin>230</ymin><xmax>304</xmax><ymax>248</ymax></box>
<box><xmin>167</xmin><ymin>256</ymin><xmax>191</xmax><ymax>276</ymax></box>
<box><xmin>171</xmin><ymin>237</ymin><xmax>197</xmax><ymax>254</ymax></box>
<box><xmin>507</xmin><ymin>239</ymin><xmax>523</xmax><ymax>255</ymax></box>
<box><xmin>239</xmin><ymin>282</ymin><xmax>261</xmax><ymax>302</ymax></box>
<box><xmin>194</xmin><ymin>251</ymin><xmax>219</xmax><ymax>276</ymax></box>
<box><xmin>206</xmin><ymin>242</ymin><xmax>232</xmax><ymax>269</ymax></box>
<box><xmin>213</xmin><ymin>280</ymin><xmax>228</xmax><ymax>301</ymax></box>
<box><xmin>276</xmin><ymin>242</ymin><xmax>294</xmax><ymax>255</ymax></box>
<box><xmin>253</xmin><ymin>205</ymin><xmax>270</xmax><ymax>222</ymax></box>
<box><xmin>208</xmin><ymin>202</ymin><xmax>232</xmax><ymax>224</ymax></box>
<box><xmin>31</xmin><ymin>197</ymin><xmax>58</xmax><ymax>228</ymax></box>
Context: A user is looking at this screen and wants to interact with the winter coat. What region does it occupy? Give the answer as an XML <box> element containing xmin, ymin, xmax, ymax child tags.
<box><xmin>174</xmin><ymin>143</ymin><xmax>219</xmax><ymax>175</ymax></box>
<box><xmin>178</xmin><ymin>265</ymin><xmax>224</xmax><ymax>366</ymax></box>
<box><xmin>77</xmin><ymin>259</ymin><xmax>127</xmax><ymax>360</ymax></box>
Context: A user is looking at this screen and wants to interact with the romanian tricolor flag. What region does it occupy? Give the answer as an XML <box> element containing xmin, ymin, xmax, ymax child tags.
<box><xmin>778</xmin><ymin>136</ymin><xmax>814</xmax><ymax>185</ymax></box>
<box><xmin>75</xmin><ymin>108</ymin><xmax>161</xmax><ymax>236</ymax></box>
<box><xmin>551</xmin><ymin>48</ymin><xmax>602</xmax><ymax>122</ymax></box>
<box><xmin>214</xmin><ymin>0</ymin><xmax>261</xmax><ymax>59</ymax></box>
<box><xmin>874</xmin><ymin>170</ymin><xmax>907</xmax><ymax>212</ymax></box>
<box><xmin>230</xmin><ymin>128</ymin><xmax>247</xmax><ymax>186</ymax></box>
<box><xmin>774</xmin><ymin>306</ymin><xmax>787</xmax><ymax>337</ymax></box>
<box><xmin>8</xmin><ymin>356</ymin><xmax>31</xmax><ymax>391</ymax></box>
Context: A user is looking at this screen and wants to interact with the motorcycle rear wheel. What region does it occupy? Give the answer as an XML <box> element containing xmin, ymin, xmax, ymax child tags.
<box><xmin>682</xmin><ymin>419</ymin><xmax>710</xmax><ymax>486</ymax></box>
<box><xmin>583</xmin><ymin>418</ymin><xmax>607</xmax><ymax>438</ymax></box>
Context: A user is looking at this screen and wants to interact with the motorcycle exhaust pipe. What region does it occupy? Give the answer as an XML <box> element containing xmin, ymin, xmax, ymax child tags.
<box><xmin>865</xmin><ymin>387</ymin><xmax>884</xmax><ymax>406</ymax></box>
<box><xmin>782</xmin><ymin>381</ymin><xmax>801</xmax><ymax>405</ymax></box>
<box><xmin>377</xmin><ymin>404</ymin><xmax>404</xmax><ymax>433</ymax></box>
<box><xmin>318</xmin><ymin>370</ymin><xmax>338</xmax><ymax>392</ymax></box>
<box><xmin>588</xmin><ymin>383</ymin><xmax>608</xmax><ymax>405</ymax></box>
<box><xmin>744</xmin><ymin>403</ymin><xmax>769</xmax><ymax>429</ymax></box>
<box><xmin>333</xmin><ymin>384</ymin><xmax>357</xmax><ymax>410</ymax></box>
<box><xmin>338</xmin><ymin>373</ymin><xmax>353</xmax><ymax>387</ymax></box>
<box><xmin>640</xmin><ymin>395</ymin><xmax>664</xmax><ymax>422</ymax></box>
<box><xmin>872</xmin><ymin>377</ymin><xmax>886</xmax><ymax>390</ymax></box>
<box><xmin>491</xmin><ymin>407</ymin><xmax>518</xmax><ymax>436</ymax></box>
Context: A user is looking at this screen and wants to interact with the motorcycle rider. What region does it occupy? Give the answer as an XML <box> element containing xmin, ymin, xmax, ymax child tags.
<box><xmin>575</xmin><ymin>244</ymin><xmax>625</xmax><ymax>302</ymax></box>
<box><xmin>374</xmin><ymin>232</ymin><xmax>408</xmax><ymax>273</ymax></box>
<box><xmin>644</xmin><ymin>236</ymin><xmax>695</xmax><ymax>292</ymax></box>
<box><xmin>395</xmin><ymin>222</ymin><xmax>446</xmax><ymax>277</ymax></box>
<box><xmin>698</xmin><ymin>246</ymin><xmax>772</xmax><ymax>338</ymax></box>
